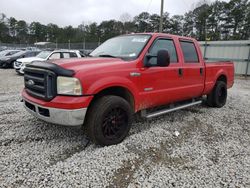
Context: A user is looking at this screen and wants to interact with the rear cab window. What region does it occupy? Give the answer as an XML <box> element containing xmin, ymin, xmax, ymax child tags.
<box><xmin>180</xmin><ymin>40</ymin><xmax>199</xmax><ymax>63</ymax></box>
<box><xmin>147</xmin><ymin>38</ymin><xmax>178</xmax><ymax>66</ymax></box>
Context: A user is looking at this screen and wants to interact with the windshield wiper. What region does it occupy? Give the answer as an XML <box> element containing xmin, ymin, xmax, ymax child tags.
<box><xmin>98</xmin><ymin>54</ymin><xmax>117</xmax><ymax>58</ymax></box>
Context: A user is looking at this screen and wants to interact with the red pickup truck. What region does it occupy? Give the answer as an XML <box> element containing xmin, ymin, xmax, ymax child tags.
<box><xmin>22</xmin><ymin>33</ymin><xmax>234</xmax><ymax>146</ymax></box>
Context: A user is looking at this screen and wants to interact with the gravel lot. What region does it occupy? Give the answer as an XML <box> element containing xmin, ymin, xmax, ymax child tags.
<box><xmin>0</xmin><ymin>69</ymin><xmax>250</xmax><ymax>187</ymax></box>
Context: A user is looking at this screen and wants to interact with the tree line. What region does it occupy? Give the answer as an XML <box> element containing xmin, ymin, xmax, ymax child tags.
<box><xmin>0</xmin><ymin>0</ymin><xmax>249</xmax><ymax>44</ymax></box>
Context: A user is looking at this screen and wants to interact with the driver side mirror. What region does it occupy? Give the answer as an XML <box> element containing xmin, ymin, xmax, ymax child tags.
<box><xmin>156</xmin><ymin>50</ymin><xmax>170</xmax><ymax>67</ymax></box>
<box><xmin>144</xmin><ymin>49</ymin><xmax>170</xmax><ymax>67</ymax></box>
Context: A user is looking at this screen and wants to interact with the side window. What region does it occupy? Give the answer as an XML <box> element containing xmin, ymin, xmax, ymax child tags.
<box><xmin>70</xmin><ymin>52</ymin><xmax>78</xmax><ymax>58</ymax></box>
<box><xmin>63</xmin><ymin>53</ymin><xmax>70</xmax><ymax>58</ymax></box>
<box><xmin>49</xmin><ymin>53</ymin><xmax>61</xmax><ymax>60</ymax></box>
<box><xmin>6</xmin><ymin>51</ymin><xmax>17</xmax><ymax>56</ymax></box>
<box><xmin>25</xmin><ymin>52</ymin><xmax>33</xmax><ymax>57</ymax></box>
<box><xmin>148</xmin><ymin>39</ymin><xmax>178</xmax><ymax>66</ymax></box>
<box><xmin>180</xmin><ymin>41</ymin><xmax>199</xmax><ymax>63</ymax></box>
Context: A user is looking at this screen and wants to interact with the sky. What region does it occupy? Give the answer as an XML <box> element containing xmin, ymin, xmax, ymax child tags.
<box><xmin>0</xmin><ymin>0</ymin><xmax>228</xmax><ymax>27</ymax></box>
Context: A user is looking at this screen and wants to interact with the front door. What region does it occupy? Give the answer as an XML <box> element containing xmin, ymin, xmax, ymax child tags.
<box><xmin>138</xmin><ymin>38</ymin><xmax>185</xmax><ymax>109</ymax></box>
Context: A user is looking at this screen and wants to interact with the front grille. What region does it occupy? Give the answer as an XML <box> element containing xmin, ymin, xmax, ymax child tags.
<box><xmin>24</xmin><ymin>68</ymin><xmax>57</xmax><ymax>101</ymax></box>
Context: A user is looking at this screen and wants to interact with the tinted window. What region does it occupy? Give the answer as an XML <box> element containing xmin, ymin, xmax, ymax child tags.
<box><xmin>180</xmin><ymin>41</ymin><xmax>199</xmax><ymax>63</ymax></box>
<box><xmin>148</xmin><ymin>39</ymin><xmax>177</xmax><ymax>65</ymax></box>
<box><xmin>70</xmin><ymin>52</ymin><xmax>78</xmax><ymax>58</ymax></box>
<box><xmin>6</xmin><ymin>51</ymin><xmax>20</xmax><ymax>56</ymax></box>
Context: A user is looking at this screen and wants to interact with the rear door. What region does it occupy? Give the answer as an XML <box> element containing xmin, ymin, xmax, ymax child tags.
<box><xmin>179</xmin><ymin>40</ymin><xmax>205</xmax><ymax>98</ymax></box>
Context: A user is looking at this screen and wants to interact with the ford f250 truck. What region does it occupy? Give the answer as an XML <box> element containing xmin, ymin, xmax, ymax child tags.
<box><xmin>22</xmin><ymin>33</ymin><xmax>234</xmax><ymax>146</ymax></box>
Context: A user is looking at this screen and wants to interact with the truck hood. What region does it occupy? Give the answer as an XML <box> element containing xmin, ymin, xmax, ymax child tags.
<box><xmin>52</xmin><ymin>57</ymin><xmax>128</xmax><ymax>72</ymax></box>
<box><xmin>17</xmin><ymin>57</ymin><xmax>45</xmax><ymax>63</ymax></box>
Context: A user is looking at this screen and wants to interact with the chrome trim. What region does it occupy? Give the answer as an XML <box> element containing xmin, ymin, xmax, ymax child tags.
<box><xmin>144</xmin><ymin>87</ymin><xmax>153</xmax><ymax>91</ymax></box>
<box><xmin>23</xmin><ymin>98</ymin><xmax>87</xmax><ymax>126</ymax></box>
<box><xmin>145</xmin><ymin>100</ymin><xmax>202</xmax><ymax>119</ymax></box>
<box><xmin>130</xmin><ymin>72</ymin><xmax>141</xmax><ymax>77</ymax></box>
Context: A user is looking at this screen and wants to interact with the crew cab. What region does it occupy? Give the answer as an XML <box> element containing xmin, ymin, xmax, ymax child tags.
<box><xmin>14</xmin><ymin>50</ymin><xmax>83</xmax><ymax>74</ymax></box>
<box><xmin>22</xmin><ymin>33</ymin><xmax>234</xmax><ymax>146</ymax></box>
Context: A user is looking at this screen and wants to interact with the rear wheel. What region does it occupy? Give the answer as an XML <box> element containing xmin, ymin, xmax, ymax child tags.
<box><xmin>84</xmin><ymin>95</ymin><xmax>133</xmax><ymax>146</ymax></box>
<box><xmin>207</xmin><ymin>81</ymin><xmax>227</xmax><ymax>108</ymax></box>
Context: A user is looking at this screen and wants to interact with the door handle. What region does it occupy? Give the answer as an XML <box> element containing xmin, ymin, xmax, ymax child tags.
<box><xmin>178</xmin><ymin>68</ymin><xmax>183</xmax><ymax>76</ymax></box>
<box><xmin>200</xmin><ymin>68</ymin><xmax>203</xmax><ymax>76</ymax></box>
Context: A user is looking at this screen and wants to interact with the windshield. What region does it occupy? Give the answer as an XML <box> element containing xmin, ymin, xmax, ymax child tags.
<box><xmin>36</xmin><ymin>51</ymin><xmax>51</xmax><ymax>59</ymax></box>
<box><xmin>90</xmin><ymin>34</ymin><xmax>151</xmax><ymax>60</ymax></box>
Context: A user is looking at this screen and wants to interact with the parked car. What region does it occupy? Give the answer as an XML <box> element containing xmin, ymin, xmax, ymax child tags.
<box><xmin>14</xmin><ymin>50</ymin><xmax>83</xmax><ymax>74</ymax></box>
<box><xmin>0</xmin><ymin>46</ymin><xmax>8</xmax><ymax>52</ymax></box>
<box><xmin>0</xmin><ymin>50</ymin><xmax>40</xmax><ymax>68</ymax></box>
<box><xmin>0</xmin><ymin>50</ymin><xmax>21</xmax><ymax>57</ymax></box>
<box><xmin>22</xmin><ymin>33</ymin><xmax>234</xmax><ymax>146</ymax></box>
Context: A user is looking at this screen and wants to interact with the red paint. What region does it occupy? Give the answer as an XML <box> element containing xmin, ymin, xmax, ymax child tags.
<box><xmin>22</xmin><ymin>33</ymin><xmax>234</xmax><ymax>112</ymax></box>
<box><xmin>22</xmin><ymin>89</ymin><xmax>93</xmax><ymax>109</ymax></box>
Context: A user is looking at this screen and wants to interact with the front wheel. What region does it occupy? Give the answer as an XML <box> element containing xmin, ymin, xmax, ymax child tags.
<box><xmin>207</xmin><ymin>81</ymin><xmax>227</xmax><ymax>108</ymax></box>
<box><xmin>84</xmin><ymin>95</ymin><xmax>133</xmax><ymax>146</ymax></box>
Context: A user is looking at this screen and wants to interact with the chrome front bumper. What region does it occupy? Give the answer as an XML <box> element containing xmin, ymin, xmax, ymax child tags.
<box><xmin>23</xmin><ymin>99</ymin><xmax>87</xmax><ymax>126</ymax></box>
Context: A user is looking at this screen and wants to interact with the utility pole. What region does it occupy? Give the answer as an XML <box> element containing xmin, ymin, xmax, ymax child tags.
<box><xmin>159</xmin><ymin>0</ymin><xmax>164</xmax><ymax>33</ymax></box>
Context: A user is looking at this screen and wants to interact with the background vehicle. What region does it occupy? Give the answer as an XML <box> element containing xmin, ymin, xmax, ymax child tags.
<box><xmin>0</xmin><ymin>46</ymin><xmax>8</xmax><ymax>52</ymax></box>
<box><xmin>22</xmin><ymin>33</ymin><xmax>234</xmax><ymax>146</ymax></box>
<box><xmin>14</xmin><ymin>50</ymin><xmax>83</xmax><ymax>74</ymax></box>
<box><xmin>0</xmin><ymin>50</ymin><xmax>40</xmax><ymax>68</ymax></box>
<box><xmin>0</xmin><ymin>50</ymin><xmax>21</xmax><ymax>57</ymax></box>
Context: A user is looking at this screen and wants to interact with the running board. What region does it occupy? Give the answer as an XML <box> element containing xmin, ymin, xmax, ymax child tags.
<box><xmin>143</xmin><ymin>100</ymin><xmax>202</xmax><ymax>119</ymax></box>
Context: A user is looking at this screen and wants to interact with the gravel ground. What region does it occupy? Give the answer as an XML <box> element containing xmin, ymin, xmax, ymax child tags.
<box><xmin>0</xmin><ymin>69</ymin><xmax>250</xmax><ymax>188</ymax></box>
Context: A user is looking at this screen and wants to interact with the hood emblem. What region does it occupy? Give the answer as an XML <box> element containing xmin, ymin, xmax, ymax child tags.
<box><xmin>27</xmin><ymin>80</ymin><xmax>35</xmax><ymax>86</ymax></box>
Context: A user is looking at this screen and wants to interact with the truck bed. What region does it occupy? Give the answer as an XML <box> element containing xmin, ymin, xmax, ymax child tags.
<box><xmin>204</xmin><ymin>61</ymin><xmax>234</xmax><ymax>95</ymax></box>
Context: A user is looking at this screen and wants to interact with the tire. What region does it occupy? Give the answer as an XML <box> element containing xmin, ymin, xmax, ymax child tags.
<box><xmin>84</xmin><ymin>95</ymin><xmax>133</xmax><ymax>146</ymax></box>
<box><xmin>1</xmin><ymin>63</ymin><xmax>7</xmax><ymax>69</ymax></box>
<box><xmin>207</xmin><ymin>81</ymin><xmax>227</xmax><ymax>108</ymax></box>
<box><xmin>11</xmin><ymin>61</ymin><xmax>15</xmax><ymax>68</ymax></box>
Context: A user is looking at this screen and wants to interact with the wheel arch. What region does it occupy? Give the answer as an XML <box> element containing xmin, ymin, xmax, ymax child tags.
<box><xmin>88</xmin><ymin>85</ymin><xmax>136</xmax><ymax>113</ymax></box>
<box><xmin>216</xmin><ymin>74</ymin><xmax>227</xmax><ymax>84</ymax></box>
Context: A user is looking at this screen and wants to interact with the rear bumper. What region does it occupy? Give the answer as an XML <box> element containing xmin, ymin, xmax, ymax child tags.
<box><xmin>23</xmin><ymin>98</ymin><xmax>87</xmax><ymax>126</ymax></box>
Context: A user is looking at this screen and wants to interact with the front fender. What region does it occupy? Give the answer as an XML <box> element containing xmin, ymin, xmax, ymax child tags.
<box><xmin>85</xmin><ymin>76</ymin><xmax>140</xmax><ymax>110</ymax></box>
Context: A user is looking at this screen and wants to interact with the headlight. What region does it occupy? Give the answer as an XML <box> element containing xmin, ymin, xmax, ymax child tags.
<box><xmin>57</xmin><ymin>76</ymin><xmax>82</xmax><ymax>95</ymax></box>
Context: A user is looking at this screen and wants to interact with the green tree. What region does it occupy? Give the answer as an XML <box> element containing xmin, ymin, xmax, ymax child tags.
<box><xmin>206</xmin><ymin>1</ymin><xmax>226</xmax><ymax>40</ymax></box>
<box><xmin>134</xmin><ymin>12</ymin><xmax>151</xmax><ymax>32</ymax></box>
<box><xmin>183</xmin><ymin>11</ymin><xmax>195</xmax><ymax>37</ymax></box>
<box><xmin>162</xmin><ymin>12</ymin><xmax>171</xmax><ymax>33</ymax></box>
<box><xmin>149</xmin><ymin>14</ymin><xmax>160</xmax><ymax>32</ymax></box>
<box><xmin>169</xmin><ymin>15</ymin><xmax>184</xmax><ymax>35</ymax></box>
<box><xmin>8</xmin><ymin>17</ymin><xmax>17</xmax><ymax>37</ymax></box>
<box><xmin>0</xmin><ymin>13</ymin><xmax>9</xmax><ymax>42</ymax></box>
<box><xmin>16</xmin><ymin>20</ymin><xmax>28</xmax><ymax>43</ymax></box>
<box><xmin>193</xmin><ymin>3</ymin><xmax>211</xmax><ymax>40</ymax></box>
<box><xmin>225</xmin><ymin>0</ymin><xmax>249</xmax><ymax>39</ymax></box>
<box><xmin>29</xmin><ymin>22</ymin><xmax>47</xmax><ymax>42</ymax></box>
